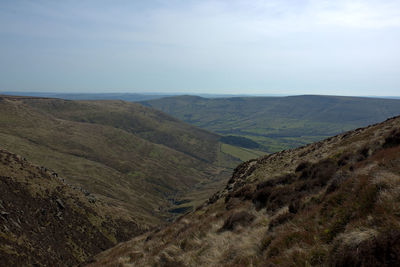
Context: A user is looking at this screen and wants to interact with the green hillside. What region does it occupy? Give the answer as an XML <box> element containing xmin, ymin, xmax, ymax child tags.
<box><xmin>142</xmin><ymin>95</ymin><xmax>400</xmax><ymax>152</ymax></box>
<box><xmin>0</xmin><ymin>95</ymin><xmax>245</xmax><ymax>225</ymax></box>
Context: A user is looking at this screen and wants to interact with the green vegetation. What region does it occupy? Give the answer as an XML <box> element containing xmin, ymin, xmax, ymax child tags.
<box><xmin>142</xmin><ymin>95</ymin><xmax>400</xmax><ymax>152</ymax></box>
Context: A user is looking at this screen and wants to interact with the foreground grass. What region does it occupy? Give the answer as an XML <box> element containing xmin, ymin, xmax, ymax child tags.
<box><xmin>89</xmin><ymin>116</ymin><xmax>400</xmax><ymax>266</ymax></box>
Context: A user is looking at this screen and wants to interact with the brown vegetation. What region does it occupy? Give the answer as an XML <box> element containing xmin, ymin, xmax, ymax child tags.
<box><xmin>88</xmin><ymin>115</ymin><xmax>400</xmax><ymax>266</ymax></box>
<box><xmin>0</xmin><ymin>148</ymin><xmax>145</xmax><ymax>266</ymax></box>
<box><xmin>220</xmin><ymin>211</ymin><xmax>255</xmax><ymax>231</ymax></box>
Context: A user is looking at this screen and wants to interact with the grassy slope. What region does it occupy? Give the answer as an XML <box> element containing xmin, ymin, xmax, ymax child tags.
<box><xmin>89</xmin><ymin>116</ymin><xmax>400</xmax><ymax>267</ymax></box>
<box><xmin>142</xmin><ymin>95</ymin><xmax>400</xmax><ymax>152</ymax></box>
<box><xmin>24</xmin><ymin>98</ymin><xmax>221</xmax><ymax>164</ymax></box>
<box><xmin>0</xmin><ymin>96</ymin><xmax>241</xmax><ymax>225</ymax></box>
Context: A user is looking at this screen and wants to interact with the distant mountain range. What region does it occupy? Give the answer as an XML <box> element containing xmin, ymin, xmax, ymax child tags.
<box><xmin>1</xmin><ymin>91</ymin><xmax>400</xmax><ymax>101</ymax></box>
<box><xmin>142</xmin><ymin>95</ymin><xmax>400</xmax><ymax>152</ymax></box>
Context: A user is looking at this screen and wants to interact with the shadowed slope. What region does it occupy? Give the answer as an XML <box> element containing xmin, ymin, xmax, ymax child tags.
<box><xmin>0</xmin><ymin>148</ymin><xmax>146</xmax><ymax>266</ymax></box>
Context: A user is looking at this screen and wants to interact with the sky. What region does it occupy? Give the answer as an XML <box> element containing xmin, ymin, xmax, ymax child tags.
<box><xmin>0</xmin><ymin>0</ymin><xmax>399</xmax><ymax>96</ymax></box>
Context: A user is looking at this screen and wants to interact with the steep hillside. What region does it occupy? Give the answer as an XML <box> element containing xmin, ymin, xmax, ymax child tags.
<box><xmin>0</xmin><ymin>148</ymin><xmax>146</xmax><ymax>266</ymax></box>
<box><xmin>142</xmin><ymin>95</ymin><xmax>400</xmax><ymax>152</ymax></box>
<box><xmin>89</xmin><ymin>116</ymin><xmax>400</xmax><ymax>266</ymax></box>
<box><xmin>0</xmin><ymin>95</ymin><xmax>241</xmax><ymax>225</ymax></box>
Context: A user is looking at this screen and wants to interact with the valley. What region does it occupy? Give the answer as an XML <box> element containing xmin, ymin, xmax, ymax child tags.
<box><xmin>1</xmin><ymin>94</ymin><xmax>400</xmax><ymax>266</ymax></box>
<box><xmin>0</xmin><ymin>95</ymin><xmax>245</xmax><ymax>226</ymax></box>
<box><xmin>2</xmin><ymin>1</ymin><xmax>399</xmax><ymax>266</ymax></box>
<box><xmin>89</xmin><ymin>114</ymin><xmax>400</xmax><ymax>266</ymax></box>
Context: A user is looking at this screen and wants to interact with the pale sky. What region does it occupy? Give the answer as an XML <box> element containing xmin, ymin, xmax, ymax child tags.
<box><xmin>0</xmin><ymin>0</ymin><xmax>399</xmax><ymax>96</ymax></box>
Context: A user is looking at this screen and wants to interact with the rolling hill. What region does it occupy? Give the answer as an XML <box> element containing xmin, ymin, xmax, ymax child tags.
<box><xmin>142</xmin><ymin>95</ymin><xmax>400</xmax><ymax>152</ymax></box>
<box><xmin>89</xmin><ymin>115</ymin><xmax>400</xmax><ymax>266</ymax></box>
<box><xmin>0</xmin><ymin>95</ymin><xmax>245</xmax><ymax>227</ymax></box>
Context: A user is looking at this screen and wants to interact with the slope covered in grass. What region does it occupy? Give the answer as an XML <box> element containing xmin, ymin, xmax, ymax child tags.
<box><xmin>0</xmin><ymin>95</ymin><xmax>242</xmax><ymax>225</ymax></box>
<box><xmin>24</xmin><ymin>98</ymin><xmax>221</xmax><ymax>163</ymax></box>
<box><xmin>89</xmin><ymin>115</ymin><xmax>400</xmax><ymax>266</ymax></box>
<box><xmin>142</xmin><ymin>95</ymin><xmax>400</xmax><ymax>152</ymax></box>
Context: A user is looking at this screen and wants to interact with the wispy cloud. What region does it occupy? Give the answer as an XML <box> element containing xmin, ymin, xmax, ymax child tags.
<box><xmin>2</xmin><ymin>0</ymin><xmax>399</xmax><ymax>44</ymax></box>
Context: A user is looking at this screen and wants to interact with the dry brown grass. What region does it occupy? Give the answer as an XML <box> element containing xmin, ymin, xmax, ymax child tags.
<box><xmin>88</xmin><ymin>117</ymin><xmax>400</xmax><ymax>267</ymax></box>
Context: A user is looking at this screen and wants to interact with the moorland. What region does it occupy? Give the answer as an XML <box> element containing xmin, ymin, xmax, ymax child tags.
<box><xmin>1</xmin><ymin>93</ymin><xmax>400</xmax><ymax>266</ymax></box>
